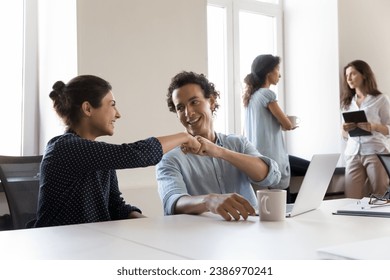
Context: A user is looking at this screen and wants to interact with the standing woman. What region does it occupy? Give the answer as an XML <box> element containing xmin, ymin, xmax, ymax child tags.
<box><xmin>243</xmin><ymin>54</ymin><xmax>296</xmax><ymax>191</ymax></box>
<box><xmin>33</xmin><ymin>75</ymin><xmax>200</xmax><ymax>227</ymax></box>
<box><xmin>341</xmin><ymin>60</ymin><xmax>390</xmax><ymax>198</ymax></box>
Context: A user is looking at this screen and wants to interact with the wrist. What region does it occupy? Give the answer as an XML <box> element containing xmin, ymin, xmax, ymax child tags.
<box><xmin>179</xmin><ymin>132</ymin><xmax>190</xmax><ymax>143</ymax></box>
<box><xmin>202</xmin><ymin>194</ymin><xmax>215</xmax><ymax>212</ymax></box>
<box><xmin>216</xmin><ymin>146</ymin><xmax>227</xmax><ymax>159</ymax></box>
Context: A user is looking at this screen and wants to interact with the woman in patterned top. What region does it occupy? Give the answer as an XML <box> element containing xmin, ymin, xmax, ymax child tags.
<box><xmin>33</xmin><ymin>75</ymin><xmax>200</xmax><ymax>227</ymax></box>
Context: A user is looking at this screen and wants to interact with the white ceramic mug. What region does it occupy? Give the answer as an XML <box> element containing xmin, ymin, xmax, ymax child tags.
<box><xmin>257</xmin><ymin>189</ymin><xmax>286</xmax><ymax>221</ymax></box>
<box><xmin>287</xmin><ymin>115</ymin><xmax>300</xmax><ymax>127</ymax></box>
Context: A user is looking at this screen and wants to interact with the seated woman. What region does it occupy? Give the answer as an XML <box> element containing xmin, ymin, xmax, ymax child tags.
<box><xmin>33</xmin><ymin>75</ymin><xmax>200</xmax><ymax>227</ymax></box>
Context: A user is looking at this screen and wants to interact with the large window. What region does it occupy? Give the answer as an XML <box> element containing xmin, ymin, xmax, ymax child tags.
<box><xmin>0</xmin><ymin>0</ymin><xmax>40</xmax><ymax>156</ymax></box>
<box><xmin>207</xmin><ymin>0</ymin><xmax>283</xmax><ymax>135</ymax></box>
<box><xmin>0</xmin><ymin>0</ymin><xmax>77</xmax><ymax>156</ymax></box>
<box><xmin>0</xmin><ymin>1</ymin><xmax>24</xmax><ymax>155</ymax></box>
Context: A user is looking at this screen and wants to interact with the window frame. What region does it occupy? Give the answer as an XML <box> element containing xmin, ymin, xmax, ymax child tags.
<box><xmin>0</xmin><ymin>0</ymin><xmax>39</xmax><ymax>156</ymax></box>
<box><xmin>23</xmin><ymin>0</ymin><xmax>40</xmax><ymax>156</ymax></box>
<box><xmin>207</xmin><ymin>0</ymin><xmax>284</xmax><ymax>135</ymax></box>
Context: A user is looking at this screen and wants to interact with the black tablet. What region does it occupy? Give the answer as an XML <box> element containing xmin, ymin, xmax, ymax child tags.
<box><xmin>342</xmin><ymin>110</ymin><xmax>372</xmax><ymax>137</ymax></box>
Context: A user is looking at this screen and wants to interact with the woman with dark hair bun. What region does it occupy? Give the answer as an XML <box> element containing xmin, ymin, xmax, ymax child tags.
<box><xmin>243</xmin><ymin>54</ymin><xmax>298</xmax><ymax>193</ymax></box>
<box><xmin>341</xmin><ymin>60</ymin><xmax>390</xmax><ymax>198</ymax></box>
<box><xmin>33</xmin><ymin>75</ymin><xmax>201</xmax><ymax>227</ymax></box>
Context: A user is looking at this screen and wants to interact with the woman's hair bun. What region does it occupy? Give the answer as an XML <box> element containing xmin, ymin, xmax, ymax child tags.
<box><xmin>49</xmin><ymin>81</ymin><xmax>66</xmax><ymax>100</ymax></box>
<box><xmin>53</xmin><ymin>81</ymin><xmax>65</xmax><ymax>91</ymax></box>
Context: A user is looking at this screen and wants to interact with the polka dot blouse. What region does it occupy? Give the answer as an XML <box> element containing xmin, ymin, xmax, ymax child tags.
<box><xmin>33</xmin><ymin>132</ymin><xmax>163</xmax><ymax>227</ymax></box>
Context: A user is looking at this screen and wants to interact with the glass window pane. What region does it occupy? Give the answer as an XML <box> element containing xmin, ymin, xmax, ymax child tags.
<box><xmin>238</xmin><ymin>11</ymin><xmax>277</xmax><ymax>128</ymax></box>
<box><xmin>0</xmin><ymin>0</ymin><xmax>23</xmax><ymax>155</ymax></box>
<box><xmin>239</xmin><ymin>11</ymin><xmax>276</xmax><ymax>85</ymax></box>
<box><xmin>207</xmin><ymin>0</ymin><xmax>281</xmax><ymax>135</ymax></box>
<box><xmin>207</xmin><ymin>5</ymin><xmax>228</xmax><ymax>134</ymax></box>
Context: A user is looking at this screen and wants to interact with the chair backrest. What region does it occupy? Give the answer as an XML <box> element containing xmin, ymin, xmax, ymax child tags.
<box><xmin>0</xmin><ymin>155</ymin><xmax>42</xmax><ymax>230</ymax></box>
<box><xmin>377</xmin><ymin>154</ymin><xmax>390</xmax><ymax>180</ymax></box>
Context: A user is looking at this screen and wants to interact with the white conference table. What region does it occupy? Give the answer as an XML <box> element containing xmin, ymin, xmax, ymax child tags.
<box><xmin>0</xmin><ymin>198</ymin><xmax>389</xmax><ymax>260</ymax></box>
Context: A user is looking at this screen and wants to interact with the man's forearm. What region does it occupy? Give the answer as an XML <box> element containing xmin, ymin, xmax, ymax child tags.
<box><xmin>218</xmin><ymin>148</ymin><xmax>268</xmax><ymax>181</ymax></box>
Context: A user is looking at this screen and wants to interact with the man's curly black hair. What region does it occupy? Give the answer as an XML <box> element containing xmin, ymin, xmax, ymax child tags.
<box><xmin>166</xmin><ymin>71</ymin><xmax>220</xmax><ymax>114</ymax></box>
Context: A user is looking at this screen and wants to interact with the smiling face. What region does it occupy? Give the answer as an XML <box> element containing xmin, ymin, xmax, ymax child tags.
<box><xmin>345</xmin><ymin>66</ymin><xmax>365</xmax><ymax>90</ymax></box>
<box><xmin>172</xmin><ymin>83</ymin><xmax>216</xmax><ymax>141</ymax></box>
<box><xmin>88</xmin><ymin>91</ymin><xmax>121</xmax><ymax>138</ymax></box>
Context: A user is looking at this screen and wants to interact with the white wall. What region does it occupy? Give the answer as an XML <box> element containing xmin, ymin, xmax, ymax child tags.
<box><xmin>76</xmin><ymin>0</ymin><xmax>207</xmax><ymax>215</ymax></box>
<box><xmin>283</xmin><ymin>0</ymin><xmax>342</xmax><ymax>161</ymax></box>
<box><xmin>338</xmin><ymin>0</ymin><xmax>390</xmax><ymax>96</ymax></box>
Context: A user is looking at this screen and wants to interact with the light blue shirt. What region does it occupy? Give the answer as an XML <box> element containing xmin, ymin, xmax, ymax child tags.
<box><xmin>244</xmin><ymin>88</ymin><xmax>290</xmax><ymax>189</ymax></box>
<box><xmin>156</xmin><ymin>133</ymin><xmax>281</xmax><ymax>215</ymax></box>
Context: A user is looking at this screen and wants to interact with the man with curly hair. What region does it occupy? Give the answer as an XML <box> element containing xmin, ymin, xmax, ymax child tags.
<box><xmin>156</xmin><ymin>71</ymin><xmax>281</xmax><ymax>221</ymax></box>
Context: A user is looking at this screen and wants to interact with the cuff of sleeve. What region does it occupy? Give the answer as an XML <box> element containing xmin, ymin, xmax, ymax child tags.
<box><xmin>164</xmin><ymin>193</ymin><xmax>187</xmax><ymax>215</ymax></box>
<box><xmin>130</xmin><ymin>206</ymin><xmax>142</xmax><ymax>214</ymax></box>
<box><xmin>250</xmin><ymin>156</ymin><xmax>281</xmax><ymax>187</ymax></box>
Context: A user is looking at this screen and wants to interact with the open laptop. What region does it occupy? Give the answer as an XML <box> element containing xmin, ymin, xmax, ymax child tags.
<box><xmin>285</xmin><ymin>153</ymin><xmax>340</xmax><ymax>217</ymax></box>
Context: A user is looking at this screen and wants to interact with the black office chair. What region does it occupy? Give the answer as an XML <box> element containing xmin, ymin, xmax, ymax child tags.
<box><xmin>377</xmin><ymin>154</ymin><xmax>390</xmax><ymax>178</ymax></box>
<box><xmin>0</xmin><ymin>155</ymin><xmax>42</xmax><ymax>230</ymax></box>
